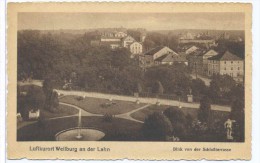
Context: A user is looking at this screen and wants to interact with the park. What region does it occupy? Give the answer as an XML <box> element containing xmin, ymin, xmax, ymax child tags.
<box><xmin>17</xmin><ymin>80</ymin><xmax>240</xmax><ymax>142</ymax></box>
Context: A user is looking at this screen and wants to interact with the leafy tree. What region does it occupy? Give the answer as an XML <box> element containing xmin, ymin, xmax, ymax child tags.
<box><xmin>230</xmin><ymin>98</ymin><xmax>244</xmax><ymax>141</ymax></box>
<box><xmin>17</xmin><ymin>85</ymin><xmax>45</xmax><ymax>120</ymax></box>
<box><xmin>142</xmin><ymin>112</ymin><xmax>173</xmax><ymax>141</ymax></box>
<box><xmin>42</xmin><ymin>78</ymin><xmax>59</xmax><ymax>112</ymax></box>
<box><xmin>42</xmin><ymin>78</ymin><xmax>54</xmax><ymax>97</ymax></box>
<box><xmin>208</xmin><ymin>74</ymin><xmax>236</xmax><ymax>104</ymax></box>
<box><xmin>191</xmin><ymin>78</ymin><xmax>207</xmax><ymax>96</ymax></box>
<box><xmin>198</xmin><ymin>96</ymin><xmax>211</xmax><ymax>123</ymax></box>
<box><xmin>163</xmin><ymin>107</ymin><xmax>187</xmax><ymax>139</ymax></box>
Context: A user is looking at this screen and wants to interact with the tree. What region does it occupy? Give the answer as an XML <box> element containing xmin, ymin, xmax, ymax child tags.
<box><xmin>163</xmin><ymin>107</ymin><xmax>187</xmax><ymax>139</ymax></box>
<box><xmin>42</xmin><ymin>78</ymin><xmax>54</xmax><ymax>97</ymax></box>
<box><xmin>230</xmin><ymin>98</ymin><xmax>244</xmax><ymax>141</ymax></box>
<box><xmin>42</xmin><ymin>78</ymin><xmax>59</xmax><ymax>112</ymax></box>
<box><xmin>17</xmin><ymin>85</ymin><xmax>45</xmax><ymax>120</ymax></box>
<box><xmin>198</xmin><ymin>96</ymin><xmax>211</xmax><ymax>123</ymax></box>
<box><xmin>142</xmin><ymin>112</ymin><xmax>173</xmax><ymax>141</ymax></box>
<box><xmin>152</xmin><ymin>81</ymin><xmax>164</xmax><ymax>95</ymax></box>
<box><xmin>191</xmin><ymin>78</ymin><xmax>207</xmax><ymax>96</ymax></box>
<box><xmin>208</xmin><ymin>74</ymin><xmax>236</xmax><ymax>104</ymax></box>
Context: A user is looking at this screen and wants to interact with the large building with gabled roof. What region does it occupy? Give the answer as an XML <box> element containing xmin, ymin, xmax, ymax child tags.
<box><xmin>139</xmin><ymin>46</ymin><xmax>179</xmax><ymax>67</ymax></box>
<box><xmin>207</xmin><ymin>50</ymin><xmax>244</xmax><ymax>82</ymax></box>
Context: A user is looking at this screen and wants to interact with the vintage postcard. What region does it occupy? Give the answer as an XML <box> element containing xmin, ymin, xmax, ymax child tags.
<box><xmin>8</xmin><ymin>2</ymin><xmax>252</xmax><ymax>160</ymax></box>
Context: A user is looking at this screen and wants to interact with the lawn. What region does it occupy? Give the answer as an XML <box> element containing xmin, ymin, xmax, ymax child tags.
<box><xmin>131</xmin><ymin>105</ymin><xmax>198</xmax><ymax>122</ymax></box>
<box><xmin>59</xmin><ymin>95</ymin><xmax>145</xmax><ymax>115</ymax></box>
<box><xmin>17</xmin><ymin>116</ymin><xmax>143</xmax><ymax>141</ymax></box>
<box><xmin>17</xmin><ymin>104</ymin><xmax>79</xmax><ymax>130</ymax></box>
<box><xmin>40</xmin><ymin>104</ymin><xmax>79</xmax><ymax>119</ymax></box>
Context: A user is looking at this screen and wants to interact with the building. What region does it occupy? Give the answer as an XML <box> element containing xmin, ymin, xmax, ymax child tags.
<box><xmin>114</xmin><ymin>31</ymin><xmax>127</xmax><ymax>38</ymax></box>
<box><xmin>201</xmin><ymin>49</ymin><xmax>219</xmax><ymax>75</ymax></box>
<box><xmin>154</xmin><ymin>53</ymin><xmax>187</xmax><ymax>65</ymax></box>
<box><xmin>139</xmin><ymin>46</ymin><xmax>177</xmax><ymax>67</ymax></box>
<box><xmin>207</xmin><ymin>51</ymin><xmax>244</xmax><ymax>82</ymax></box>
<box><xmin>187</xmin><ymin>49</ymin><xmax>205</xmax><ymax>74</ymax></box>
<box><xmin>122</xmin><ymin>36</ymin><xmax>135</xmax><ymax>48</ymax></box>
<box><xmin>129</xmin><ymin>42</ymin><xmax>143</xmax><ymax>55</ymax></box>
<box><xmin>100</xmin><ymin>36</ymin><xmax>121</xmax><ymax>42</ymax></box>
<box><xmin>187</xmin><ymin>49</ymin><xmax>218</xmax><ymax>75</ymax></box>
<box><xmin>185</xmin><ymin>45</ymin><xmax>199</xmax><ymax>55</ymax></box>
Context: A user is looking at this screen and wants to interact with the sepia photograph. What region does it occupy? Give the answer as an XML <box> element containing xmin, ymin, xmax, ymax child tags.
<box><xmin>7</xmin><ymin>2</ymin><xmax>252</xmax><ymax>160</ymax></box>
<box><xmin>16</xmin><ymin>12</ymin><xmax>245</xmax><ymax>142</ymax></box>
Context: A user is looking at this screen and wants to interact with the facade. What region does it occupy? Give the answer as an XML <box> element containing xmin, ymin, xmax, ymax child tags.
<box><xmin>187</xmin><ymin>49</ymin><xmax>204</xmax><ymax>74</ymax></box>
<box><xmin>114</xmin><ymin>31</ymin><xmax>127</xmax><ymax>38</ymax></box>
<box><xmin>201</xmin><ymin>49</ymin><xmax>218</xmax><ymax>75</ymax></box>
<box><xmin>208</xmin><ymin>51</ymin><xmax>244</xmax><ymax>82</ymax></box>
<box><xmin>129</xmin><ymin>42</ymin><xmax>143</xmax><ymax>55</ymax></box>
<box><xmin>187</xmin><ymin>49</ymin><xmax>218</xmax><ymax>75</ymax></box>
<box><xmin>122</xmin><ymin>36</ymin><xmax>135</xmax><ymax>48</ymax></box>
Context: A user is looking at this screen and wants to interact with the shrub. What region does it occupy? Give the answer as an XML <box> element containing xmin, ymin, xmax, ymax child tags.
<box><xmin>75</xmin><ymin>96</ymin><xmax>84</xmax><ymax>101</ymax></box>
<box><xmin>163</xmin><ymin>107</ymin><xmax>188</xmax><ymax>139</ymax></box>
<box><xmin>142</xmin><ymin>112</ymin><xmax>172</xmax><ymax>141</ymax></box>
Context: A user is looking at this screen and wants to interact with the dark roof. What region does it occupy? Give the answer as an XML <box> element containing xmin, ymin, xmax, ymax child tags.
<box><xmin>143</xmin><ymin>46</ymin><xmax>166</xmax><ymax>56</ymax></box>
<box><xmin>155</xmin><ymin>54</ymin><xmax>187</xmax><ymax>62</ymax></box>
<box><xmin>208</xmin><ymin>51</ymin><xmax>242</xmax><ymax>61</ymax></box>
<box><xmin>154</xmin><ymin>54</ymin><xmax>168</xmax><ymax>62</ymax></box>
<box><xmin>173</xmin><ymin>55</ymin><xmax>187</xmax><ymax>62</ymax></box>
<box><xmin>189</xmin><ymin>49</ymin><xmax>204</xmax><ymax>56</ymax></box>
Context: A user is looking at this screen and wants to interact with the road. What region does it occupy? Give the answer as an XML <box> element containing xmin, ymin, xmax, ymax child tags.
<box><xmin>18</xmin><ymin>80</ymin><xmax>231</xmax><ymax>112</ymax></box>
<box><xmin>190</xmin><ymin>74</ymin><xmax>211</xmax><ymax>86</ymax></box>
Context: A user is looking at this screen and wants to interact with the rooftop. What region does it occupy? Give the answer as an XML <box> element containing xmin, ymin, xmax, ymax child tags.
<box><xmin>208</xmin><ymin>51</ymin><xmax>242</xmax><ymax>61</ymax></box>
<box><xmin>143</xmin><ymin>46</ymin><xmax>168</xmax><ymax>56</ymax></box>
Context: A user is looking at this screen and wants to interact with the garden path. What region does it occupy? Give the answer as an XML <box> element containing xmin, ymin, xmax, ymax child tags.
<box><xmin>116</xmin><ymin>104</ymin><xmax>152</xmax><ymax>123</ymax></box>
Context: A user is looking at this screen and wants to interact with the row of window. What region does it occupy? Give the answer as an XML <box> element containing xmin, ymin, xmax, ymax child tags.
<box><xmin>224</xmin><ymin>61</ymin><xmax>241</xmax><ymax>64</ymax></box>
<box><xmin>224</xmin><ymin>67</ymin><xmax>240</xmax><ymax>70</ymax></box>
<box><xmin>208</xmin><ymin>72</ymin><xmax>241</xmax><ymax>77</ymax></box>
<box><xmin>210</xmin><ymin>61</ymin><xmax>241</xmax><ymax>64</ymax></box>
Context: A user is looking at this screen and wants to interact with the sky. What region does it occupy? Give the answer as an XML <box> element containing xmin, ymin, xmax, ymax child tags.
<box><xmin>18</xmin><ymin>12</ymin><xmax>245</xmax><ymax>31</ymax></box>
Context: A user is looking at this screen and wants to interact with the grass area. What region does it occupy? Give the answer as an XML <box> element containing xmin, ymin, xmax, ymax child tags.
<box><xmin>131</xmin><ymin>105</ymin><xmax>198</xmax><ymax>122</ymax></box>
<box><xmin>17</xmin><ymin>104</ymin><xmax>79</xmax><ymax>130</ymax></box>
<box><xmin>40</xmin><ymin>104</ymin><xmax>79</xmax><ymax>119</ymax></box>
<box><xmin>131</xmin><ymin>104</ymin><xmax>230</xmax><ymax>125</ymax></box>
<box><xmin>17</xmin><ymin>116</ymin><xmax>143</xmax><ymax>141</ymax></box>
<box><xmin>59</xmin><ymin>95</ymin><xmax>145</xmax><ymax>115</ymax></box>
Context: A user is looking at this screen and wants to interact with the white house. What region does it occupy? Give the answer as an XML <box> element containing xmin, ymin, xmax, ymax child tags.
<box><xmin>114</xmin><ymin>31</ymin><xmax>127</xmax><ymax>38</ymax></box>
<box><xmin>129</xmin><ymin>42</ymin><xmax>143</xmax><ymax>54</ymax></box>
<box><xmin>122</xmin><ymin>36</ymin><xmax>135</xmax><ymax>48</ymax></box>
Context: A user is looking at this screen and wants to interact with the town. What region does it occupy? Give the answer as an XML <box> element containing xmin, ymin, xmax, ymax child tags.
<box><xmin>17</xmin><ymin>26</ymin><xmax>245</xmax><ymax>142</ymax></box>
